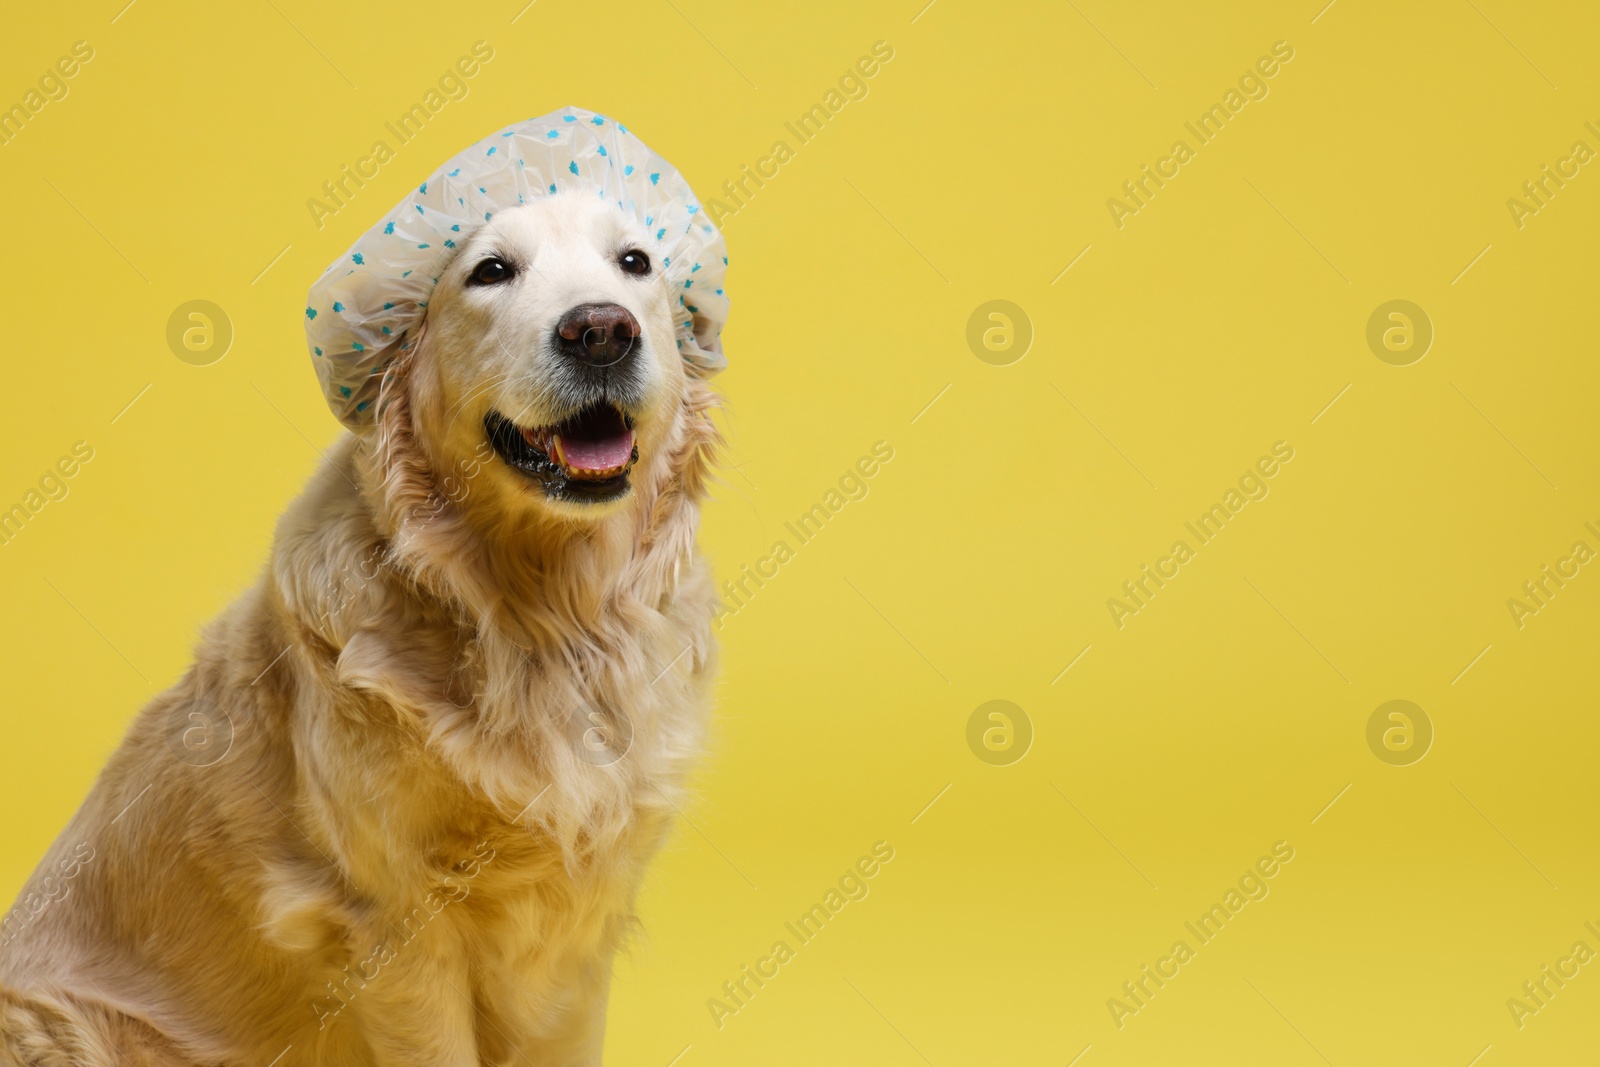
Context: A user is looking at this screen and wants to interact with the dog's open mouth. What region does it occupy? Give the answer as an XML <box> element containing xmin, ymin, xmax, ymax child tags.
<box><xmin>485</xmin><ymin>404</ymin><xmax>638</xmax><ymax>503</ymax></box>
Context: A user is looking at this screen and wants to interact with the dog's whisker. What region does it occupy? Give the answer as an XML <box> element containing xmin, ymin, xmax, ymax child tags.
<box><xmin>444</xmin><ymin>370</ymin><xmax>514</xmax><ymax>423</ymax></box>
<box><xmin>443</xmin><ymin>371</ymin><xmax>516</xmax><ymax>435</ymax></box>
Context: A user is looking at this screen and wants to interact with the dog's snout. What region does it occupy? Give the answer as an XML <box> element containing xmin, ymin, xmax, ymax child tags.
<box><xmin>555</xmin><ymin>303</ymin><xmax>639</xmax><ymax>368</ymax></box>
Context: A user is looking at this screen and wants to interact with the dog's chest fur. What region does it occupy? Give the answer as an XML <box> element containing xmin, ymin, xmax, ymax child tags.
<box><xmin>265</xmin><ymin>441</ymin><xmax>716</xmax><ymax>1055</ymax></box>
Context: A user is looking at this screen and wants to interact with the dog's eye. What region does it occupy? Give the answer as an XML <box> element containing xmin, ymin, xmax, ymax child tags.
<box><xmin>618</xmin><ymin>250</ymin><xmax>651</xmax><ymax>276</ymax></box>
<box><xmin>469</xmin><ymin>258</ymin><xmax>515</xmax><ymax>286</ymax></box>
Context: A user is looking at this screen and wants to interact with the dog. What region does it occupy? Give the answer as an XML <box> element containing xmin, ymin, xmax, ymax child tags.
<box><xmin>0</xmin><ymin>189</ymin><xmax>722</xmax><ymax>1066</ymax></box>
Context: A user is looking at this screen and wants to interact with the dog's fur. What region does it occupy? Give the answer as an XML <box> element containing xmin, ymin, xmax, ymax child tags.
<box><xmin>0</xmin><ymin>193</ymin><xmax>721</xmax><ymax>1066</ymax></box>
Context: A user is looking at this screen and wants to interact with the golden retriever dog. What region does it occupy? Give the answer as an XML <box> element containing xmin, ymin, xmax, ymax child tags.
<box><xmin>0</xmin><ymin>190</ymin><xmax>721</xmax><ymax>1066</ymax></box>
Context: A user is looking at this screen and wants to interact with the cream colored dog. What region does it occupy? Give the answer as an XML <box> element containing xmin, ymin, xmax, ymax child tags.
<box><xmin>0</xmin><ymin>192</ymin><xmax>721</xmax><ymax>1067</ymax></box>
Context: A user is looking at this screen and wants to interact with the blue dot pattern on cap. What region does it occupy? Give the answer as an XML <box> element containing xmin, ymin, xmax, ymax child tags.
<box><xmin>304</xmin><ymin>106</ymin><xmax>730</xmax><ymax>430</ymax></box>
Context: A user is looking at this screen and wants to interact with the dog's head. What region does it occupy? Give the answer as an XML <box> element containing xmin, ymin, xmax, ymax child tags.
<box><xmin>397</xmin><ymin>193</ymin><xmax>699</xmax><ymax>526</ymax></box>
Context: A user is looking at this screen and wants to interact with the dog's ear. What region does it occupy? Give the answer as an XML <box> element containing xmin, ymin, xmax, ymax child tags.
<box><xmin>371</xmin><ymin>317</ymin><xmax>426</xmax><ymax>429</ymax></box>
<box><xmin>365</xmin><ymin>321</ymin><xmax>441</xmax><ymax>532</ymax></box>
<box><xmin>682</xmin><ymin>315</ymin><xmax>726</xmax><ymax>379</ymax></box>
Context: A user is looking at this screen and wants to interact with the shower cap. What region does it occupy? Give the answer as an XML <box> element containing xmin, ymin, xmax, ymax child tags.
<box><xmin>304</xmin><ymin>106</ymin><xmax>729</xmax><ymax>429</ymax></box>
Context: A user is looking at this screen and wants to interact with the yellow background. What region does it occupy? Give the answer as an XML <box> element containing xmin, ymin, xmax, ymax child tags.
<box><xmin>2</xmin><ymin>1</ymin><xmax>1597</xmax><ymax>1063</ymax></box>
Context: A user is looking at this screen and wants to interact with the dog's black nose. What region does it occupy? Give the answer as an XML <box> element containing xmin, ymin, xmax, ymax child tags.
<box><xmin>556</xmin><ymin>303</ymin><xmax>639</xmax><ymax>367</ymax></box>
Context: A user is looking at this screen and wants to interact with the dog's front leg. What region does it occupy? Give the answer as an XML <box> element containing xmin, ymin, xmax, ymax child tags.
<box><xmin>343</xmin><ymin>926</ymin><xmax>480</xmax><ymax>1067</ymax></box>
<box><xmin>530</xmin><ymin>980</ymin><xmax>610</xmax><ymax>1067</ymax></box>
<box><xmin>476</xmin><ymin>958</ymin><xmax>612</xmax><ymax>1067</ymax></box>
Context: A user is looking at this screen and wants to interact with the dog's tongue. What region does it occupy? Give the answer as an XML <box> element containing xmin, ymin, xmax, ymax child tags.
<box><xmin>554</xmin><ymin>428</ymin><xmax>634</xmax><ymax>476</ymax></box>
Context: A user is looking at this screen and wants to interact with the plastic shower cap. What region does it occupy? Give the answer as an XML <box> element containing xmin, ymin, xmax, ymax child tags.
<box><xmin>304</xmin><ymin>106</ymin><xmax>729</xmax><ymax>429</ymax></box>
